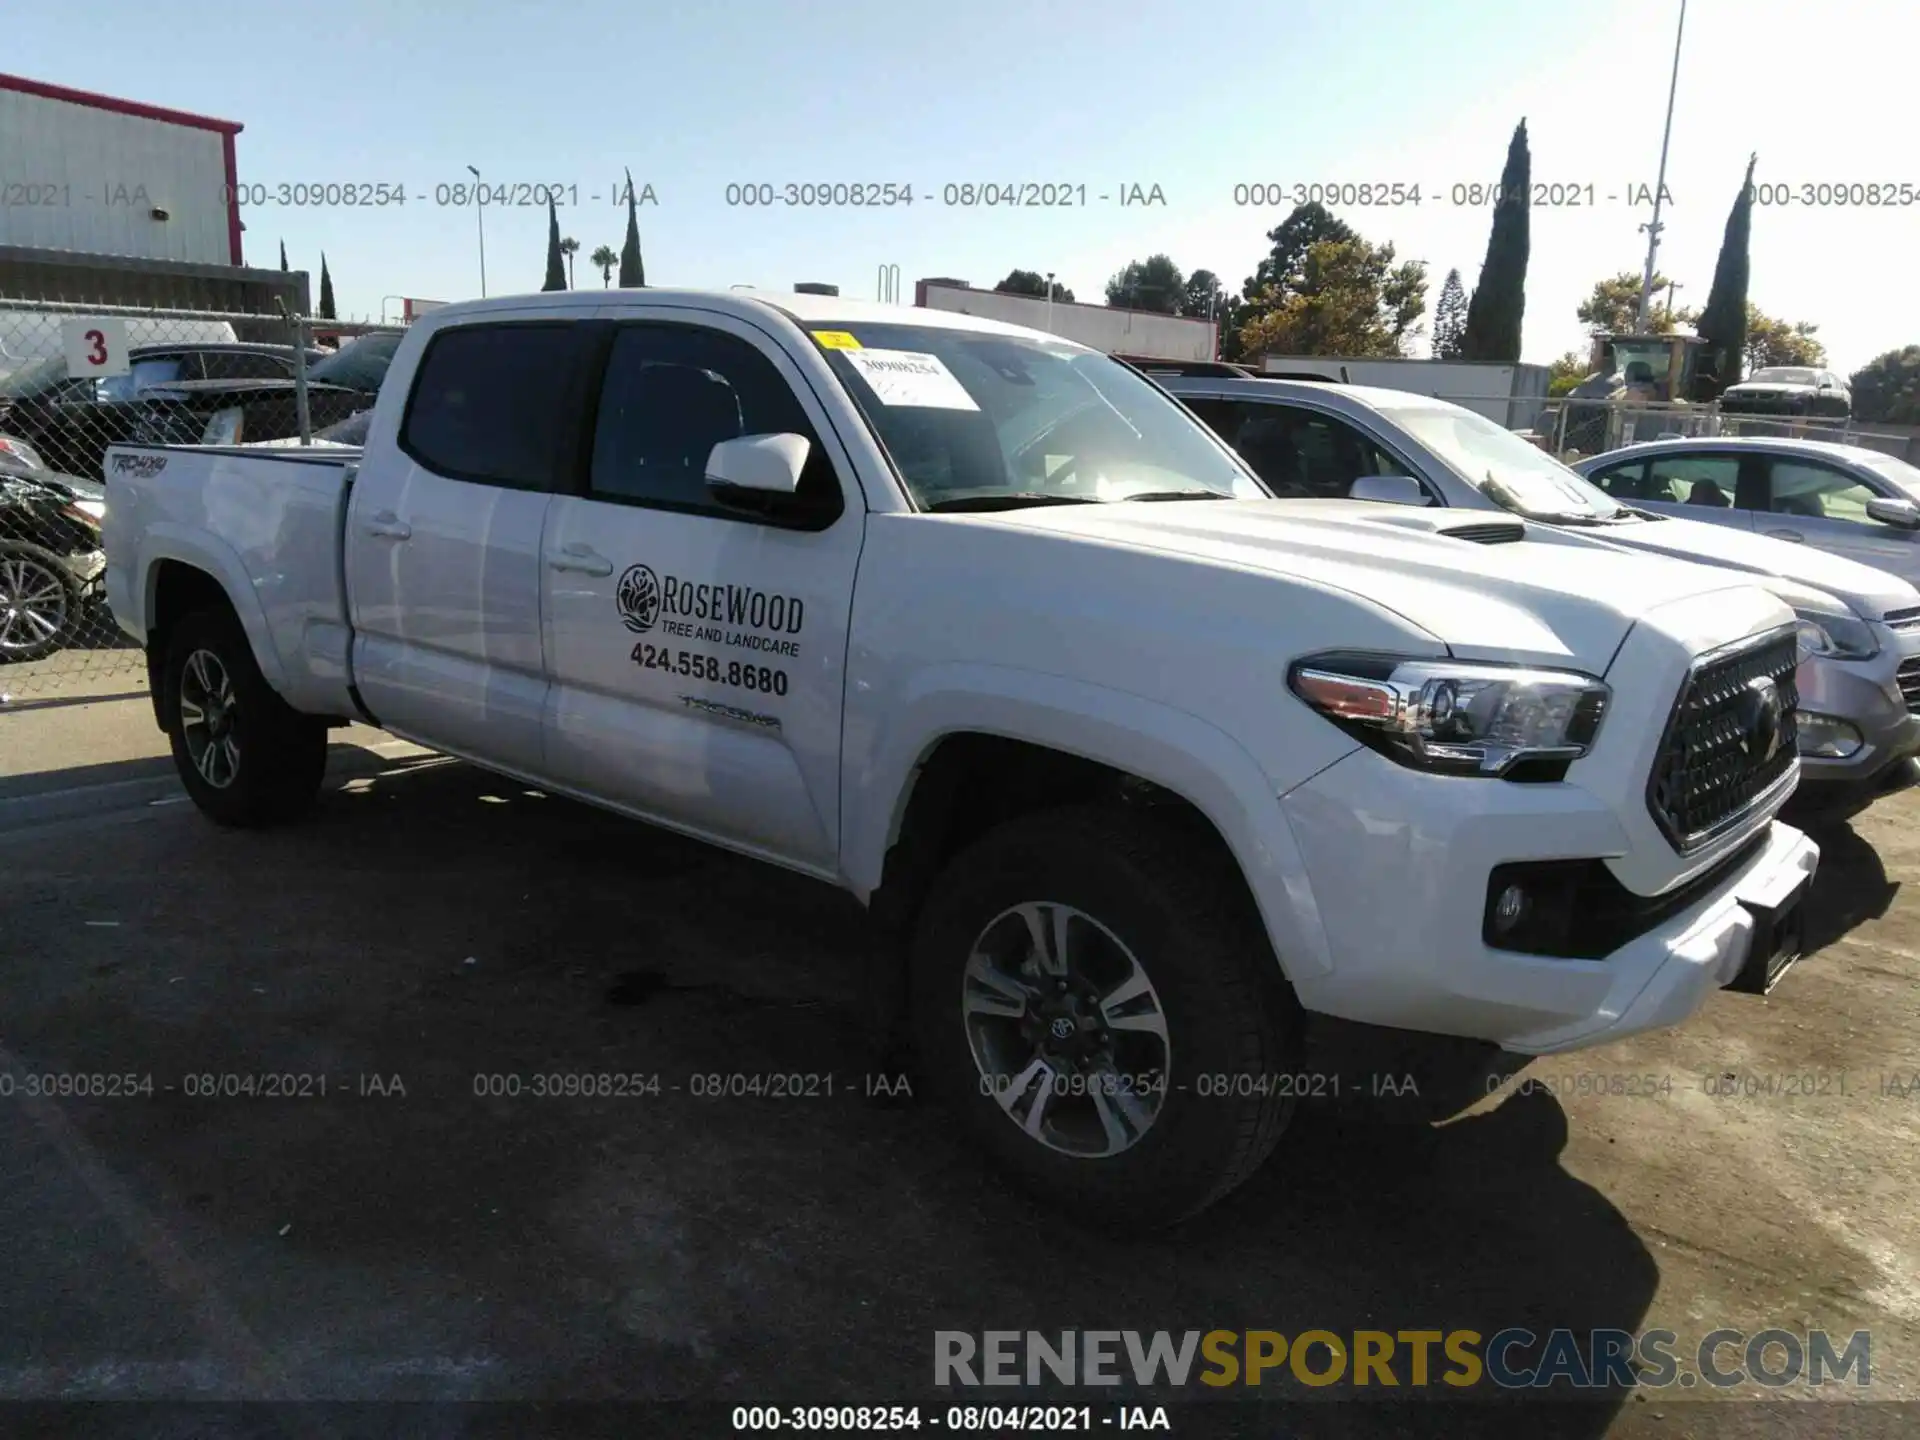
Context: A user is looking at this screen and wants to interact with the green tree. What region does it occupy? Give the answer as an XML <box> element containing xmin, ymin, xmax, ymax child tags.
<box><xmin>1236</xmin><ymin>238</ymin><xmax>1427</xmax><ymax>359</ymax></box>
<box><xmin>1241</xmin><ymin>202</ymin><xmax>1354</xmax><ymax>303</ymax></box>
<box><xmin>1547</xmin><ymin>350</ymin><xmax>1591</xmax><ymax>396</ymax></box>
<box><xmin>1578</xmin><ymin>270</ymin><xmax>1677</xmax><ymax>335</ymax></box>
<box><xmin>279</xmin><ymin>240</ymin><xmax>288</xmax><ymax>272</ymax></box>
<box><xmin>1691</xmin><ymin>154</ymin><xmax>1757</xmax><ymax>399</ymax></box>
<box><xmin>560</xmin><ymin>236</ymin><xmax>580</xmax><ymax>289</ymax></box>
<box><xmin>1461</xmin><ymin>120</ymin><xmax>1530</xmax><ymax>362</ymax></box>
<box><xmin>1850</xmin><ymin>347</ymin><xmax>1920</xmax><ymax>424</ymax></box>
<box><xmin>1431</xmin><ymin>268</ymin><xmax>1468</xmax><ymax>358</ymax></box>
<box><xmin>1105</xmin><ymin>254</ymin><xmax>1184</xmax><ymax>313</ymax></box>
<box><xmin>618</xmin><ymin>167</ymin><xmax>646</xmax><ymax>287</ymax></box>
<box><xmin>318</xmin><ymin>254</ymin><xmax>336</xmax><ymax>320</ymax></box>
<box><xmin>994</xmin><ymin>269</ymin><xmax>1073</xmax><ymax>302</ymax></box>
<box><xmin>590</xmin><ymin>245</ymin><xmax>618</xmax><ymax>288</ymax></box>
<box><xmin>1744</xmin><ymin>304</ymin><xmax>1825</xmax><ymax>370</ymax></box>
<box><xmin>1179</xmin><ymin>269</ymin><xmax>1228</xmax><ymax>319</ymax></box>
<box><xmin>542</xmin><ymin>197</ymin><xmax>567</xmax><ymax>292</ymax></box>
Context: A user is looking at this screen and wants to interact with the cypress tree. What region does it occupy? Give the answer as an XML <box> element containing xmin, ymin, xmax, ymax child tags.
<box><xmin>279</xmin><ymin>240</ymin><xmax>289</xmax><ymax>272</ymax></box>
<box><xmin>1692</xmin><ymin>154</ymin><xmax>1757</xmax><ymax>400</ymax></box>
<box><xmin>318</xmin><ymin>254</ymin><xmax>336</xmax><ymax>320</ymax></box>
<box><xmin>542</xmin><ymin>196</ymin><xmax>567</xmax><ymax>291</ymax></box>
<box><xmin>1461</xmin><ymin>120</ymin><xmax>1530</xmax><ymax>362</ymax></box>
<box><xmin>618</xmin><ymin>167</ymin><xmax>646</xmax><ymax>287</ymax></box>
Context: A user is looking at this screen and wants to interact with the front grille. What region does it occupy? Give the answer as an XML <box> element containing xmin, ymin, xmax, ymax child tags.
<box><xmin>1884</xmin><ymin>605</ymin><xmax>1920</xmax><ymax>633</ymax></box>
<box><xmin>1647</xmin><ymin>626</ymin><xmax>1800</xmax><ymax>853</ymax></box>
<box><xmin>1898</xmin><ymin>657</ymin><xmax>1920</xmax><ymax>715</ymax></box>
<box><xmin>1441</xmin><ymin>522</ymin><xmax>1526</xmax><ymax>545</ymax></box>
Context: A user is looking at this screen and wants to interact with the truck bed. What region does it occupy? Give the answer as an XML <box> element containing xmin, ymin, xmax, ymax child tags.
<box><xmin>102</xmin><ymin>443</ymin><xmax>363</xmax><ymax>719</ymax></box>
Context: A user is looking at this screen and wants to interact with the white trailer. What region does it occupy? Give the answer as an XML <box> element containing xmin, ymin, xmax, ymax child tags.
<box><xmin>914</xmin><ymin>279</ymin><xmax>1216</xmax><ymax>361</ymax></box>
<box><xmin>1259</xmin><ymin>355</ymin><xmax>1551</xmax><ymax>430</ymax></box>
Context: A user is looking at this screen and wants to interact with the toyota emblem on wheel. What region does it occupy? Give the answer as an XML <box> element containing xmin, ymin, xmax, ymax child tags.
<box><xmin>616</xmin><ymin>564</ymin><xmax>661</xmax><ymax>633</ymax></box>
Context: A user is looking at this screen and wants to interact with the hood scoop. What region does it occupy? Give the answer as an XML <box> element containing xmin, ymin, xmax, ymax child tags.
<box><xmin>1437</xmin><ymin>521</ymin><xmax>1528</xmax><ymax>545</ymax></box>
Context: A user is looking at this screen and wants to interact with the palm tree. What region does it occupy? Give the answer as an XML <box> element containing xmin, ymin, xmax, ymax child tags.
<box><xmin>590</xmin><ymin>244</ymin><xmax>618</xmax><ymax>288</ymax></box>
<box><xmin>559</xmin><ymin>236</ymin><xmax>580</xmax><ymax>289</ymax></box>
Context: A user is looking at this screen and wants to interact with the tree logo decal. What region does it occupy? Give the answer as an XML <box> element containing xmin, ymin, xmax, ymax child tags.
<box><xmin>615</xmin><ymin>564</ymin><xmax>661</xmax><ymax>633</ymax></box>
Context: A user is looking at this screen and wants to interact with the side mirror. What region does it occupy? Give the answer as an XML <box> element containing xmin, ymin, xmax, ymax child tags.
<box><xmin>1349</xmin><ymin>475</ymin><xmax>1431</xmax><ymax>507</ymax></box>
<box><xmin>705</xmin><ymin>432</ymin><xmax>810</xmax><ymax>496</ymax></box>
<box><xmin>1866</xmin><ymin>496</ymin><xmax>1920</xmax><ymax>530</ymax></box>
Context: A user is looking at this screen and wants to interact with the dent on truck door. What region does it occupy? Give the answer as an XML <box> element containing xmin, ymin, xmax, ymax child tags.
<box><xmin>540</xmin><ymin>317</ymin><xmax>862</xmax><ymax>871</ymax></box>
<box><xmin>345</xmin><ymin>321</ymin><xmax>593</xmax><ymax>771</ymax></box>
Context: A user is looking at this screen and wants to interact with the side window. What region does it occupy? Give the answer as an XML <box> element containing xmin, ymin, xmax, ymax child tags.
<box><xmin>203</xmin><ymin>351</ymin><xmax>293</xmax><ymax>381</ymax></box>
<box><xmin>1766</xmin><ymin>460</ymin><xmax>1880</xmax><ymax>525</ymax></box>
<box><xmin>400</xmin><ymin>323</ymin><xmax>587</xmax><ymax>491</ymax></box>
<box><xmin>587</xmin><ymin>324</ymin><xmax>844</xmax><ymax>525</ymax></box>
<box><xmin>1238</xmin><ymin>405</ymin><xmax>1407</xmax><ymax>500</ymax></box>
<box><xmin>1586</xmin><ymin>460</ymin><xmax>1649</xmax><ymax>498</ymax></box>
<box><xmin>1646</xmin><ymin>453</ymin><xmax>1739</xmax><ymax>508</ymax></box>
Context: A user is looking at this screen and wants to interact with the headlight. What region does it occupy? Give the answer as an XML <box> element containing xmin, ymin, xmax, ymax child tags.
<box><xmin>1288</xmin><ymin>652</ymin><xmax>1611</xmax><ymax>777</ymax></box>
<box><xmin>1793</xmin><ymin>606</ymin><xmax>1878</xmax><ymax>660</ymax></box>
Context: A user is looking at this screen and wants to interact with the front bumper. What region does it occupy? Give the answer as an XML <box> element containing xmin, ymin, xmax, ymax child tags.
<box><xmin>1277</xmin><ymin>746</ymin><xmax>1820</xmax><ymax>1056</ymax></box>
<box><xmin>1794</xmin><ymin>636</ymin><xmax>1920</xmax><ymax>789</ymax></box>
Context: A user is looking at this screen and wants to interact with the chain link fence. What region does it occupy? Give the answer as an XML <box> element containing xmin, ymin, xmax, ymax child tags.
<box><xmin>1525</xmin><ymin>395</ymin><xmax>1920</xmax><ymax>464</ymax></box>
<box><xmin>0</xmin><ymin>300</ymin><xmax>401</xmax><ymax>704</ymax></box>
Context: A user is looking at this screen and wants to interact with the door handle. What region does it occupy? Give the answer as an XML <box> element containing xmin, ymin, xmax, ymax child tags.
<box><xmin>363</xmin><ymin>509</ymin><xmax>412</xmax><ymax>541</ymax></box>
<box><xmin>548</xmin><ymin>543</ymin><xmax>613</xmax><ymax>577</ymax></box>
<box><xmin>1763</xmin><ymin>528</ymin><xmax>1804</xmax><ymax>543</ymax></box>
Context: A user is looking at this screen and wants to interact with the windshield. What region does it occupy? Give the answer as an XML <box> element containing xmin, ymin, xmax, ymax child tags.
<box><xmin>805</xmin><ymin>322</ymin><xmax>1266</xmax><ymax>508</ymax></box>
<box><xmin>1607</xmin><ymin>340</ymin><xmax>1672</xmax><ymax>384</ymax></box>
<box><xmin>310</xmin><ymin>332</ymin><xmax>401</xmax><ymax>392</ymax></box>
<box><xmin>1395</xmin><ymin>406</ymin><xmax>1627</xmax><ymax>521</ymax></box>
<box><xmin>0</xmin><ymin>356</ymin><xmax>67</xmax><ymax>398</ymax></box>
<box><xmin>1858</xmin><ymin>452</ymin><xmax>1920</xmax><ymax>499</ymax></box>
<box><xmin>96</xmin><ymin>355</ymin><xmax>186</xmax><ymax>402</ymax></box>
<box><xmin>1751</xmin><ymin>368</ymin><xmax>1818</xmax><ymax>385</ymax></box>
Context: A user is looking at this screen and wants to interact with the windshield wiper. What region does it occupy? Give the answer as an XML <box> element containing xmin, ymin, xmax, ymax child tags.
<box><xmin>923</xmin><ymin>493</ymin><xmax>1101</xmax><ymax>513</ymax></box>
<box><xmin>1124</xmin><ymin>490</ymin><xmax>1232</xmax><ymax>502</ymax></box>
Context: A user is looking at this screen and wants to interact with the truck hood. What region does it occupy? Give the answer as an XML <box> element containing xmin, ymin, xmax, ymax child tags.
<box><xmin>1565</xmin><ymin>510</ymin><xmax>1918</xmax><ymax>619</ymax></box>
<box><xmin>995</xmin><ymin>497</ymin><xmax>1775</xmax><ymax>672</ymax></box>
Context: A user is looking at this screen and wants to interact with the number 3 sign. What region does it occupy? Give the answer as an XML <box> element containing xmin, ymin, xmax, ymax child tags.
<box><xmin>61</xmin><ymin>317</ymin><xmax>130</xmax><ymax>378</ymax></box>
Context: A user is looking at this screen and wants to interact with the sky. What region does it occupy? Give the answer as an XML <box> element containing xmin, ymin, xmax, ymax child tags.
<box><xmin>9</xmin><ymin>0</ymin><xmax>1916</xmax><ymax>372</ymax></box>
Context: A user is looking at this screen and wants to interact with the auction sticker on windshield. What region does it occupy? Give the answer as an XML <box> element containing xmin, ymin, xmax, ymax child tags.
<box><xmin>841</xmin><ymin>349</ymin><xmax>980</xmax><ymax>410</ymax></box>
<box><xmin>811</xmin><ymin>330</ymin><xmax>863</xmax><ymax>350</ymax></box>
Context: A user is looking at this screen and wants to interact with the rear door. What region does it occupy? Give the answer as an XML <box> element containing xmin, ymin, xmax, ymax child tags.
<box><xmin>539</xmin><ymin>310</ymin><xmax>864</xmax><ymax>873</ymax></box>
<box><xmin>345</xmin><ymin>316</ymin><xmax>597</xmax><ymax>773</ymax></box>
<box><xmin>1755</xmin><ymin>454</ymin><xmax>1920</xmax><ymax>582</ymax></box>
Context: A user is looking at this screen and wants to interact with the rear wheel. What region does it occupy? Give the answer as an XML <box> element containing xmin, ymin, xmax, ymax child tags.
<box><xmin>163</xmin><ymin>607</ymin><xmax>327</xmax><ymax>827</ymax></box>
<box><xmin>908</xmin><ymin>805</ymin><xmax>1300</xmax><ymax>1229</ymax></box>
<box><xmin>0</xmin><ymin>544</ymin><xmax>81</xmax><ymax>663</ymax></box>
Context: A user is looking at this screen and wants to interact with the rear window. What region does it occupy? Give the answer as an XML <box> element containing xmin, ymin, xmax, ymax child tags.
<box><xmin>398</xmin><ymin>324</ymin><xmax>585</xmax><ymax>490</ymax></box>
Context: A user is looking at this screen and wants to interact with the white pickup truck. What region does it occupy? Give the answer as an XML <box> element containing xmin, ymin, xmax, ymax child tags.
<box><xmin>103</xmin><ymin>290</ymin><xmax>1819</xmax><ymax>1225</ymax></box>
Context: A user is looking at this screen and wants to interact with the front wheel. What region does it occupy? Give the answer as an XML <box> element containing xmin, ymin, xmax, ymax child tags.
<box><xmin>908</xmin><ymin>806</ymin><xmax>1300</xmax><ymax>1229</ymax></box>
<box><xmin>163</xmin><ymin>607</ymin><xmax>327</xmax><ymax>827</ymax></box>
<box><xmin>0</xmin><ymin>544</ymin><xmax>82</xmax><ymax>663</ymax></box>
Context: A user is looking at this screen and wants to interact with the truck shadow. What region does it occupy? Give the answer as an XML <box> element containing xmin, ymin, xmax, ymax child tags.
<box><xmin>11</xmin><ymin>743</ymin><xmax>1851</xmax><ymax>1432</ymax></box>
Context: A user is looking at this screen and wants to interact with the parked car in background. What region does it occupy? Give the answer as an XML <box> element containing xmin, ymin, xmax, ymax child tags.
<box><xmin>128</xmin><ymin>378</ymin><xmax>365</xmax><ymax>450</ymax></box>
<box><xmin>0</xmin><ymin>433</ymin><xmax>106</xmax><ymax>661</ymax></box>
<box><xmin>0</xmin><ymin>313</ymin><xmax>237</xmax><ymax>376</ymax></box>
<box><xmin>0</xmin><ymin>343</ymin><xmax>324</xmax><ymax>478</ymax></box>
<box><xmin>1719</xmin><ymin>367</ymin><xmax>1852</xmax><ymax>419</ymax></box>
<box><xmin>241</xmin><ymin>408</ymin><xmax>372</xmax><ymax>449</ymax></box>
<box><xmin>1573</xmin><ymin>437</ymin><xmax>1920</xmax><ymax>584</ymax></box>
<box><xmin>1155</xmin><ymin>373</ymin><xmax>1920</xmax><ymax>819</ymax></box>
<box><xmin>305</xmin><ymin>331</ymin><xmax>402</xmax><ymax>403</ymax></box>
<box><xmin>106</xmin><ymin>289</ymin><xmax>1823</xmax><ymax>1224</ymax></box>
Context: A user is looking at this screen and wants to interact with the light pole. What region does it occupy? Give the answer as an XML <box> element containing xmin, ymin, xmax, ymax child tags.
<box><xmin>467</xmin><ymin>164</ymin><xmax>488</xmax><ymax>298</ymax></box>
<box><xmin>1634</xmin><ymin>0</ymin><xmax>1687</xmax><ymax>332</ymax></box>
<box><xmin>1045</xmin><ymin>271</ymin><xmax>1056</xmax><ymax>332</ymax></box>
<box><xmin>1664</xmin><ymin>280</ymin><xmax>1684</xmax><ymax>327</ymax></box>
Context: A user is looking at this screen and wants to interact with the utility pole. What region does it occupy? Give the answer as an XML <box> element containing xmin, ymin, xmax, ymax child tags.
<box><xmin>467</xmin><ymin>164</ymin><xmax>488</xmax><ymax>298</ymax></box>
<box><xmin>1635</xmin><ymin>0</ymin><xmax>1687</xmax><ymax>331</ymax></box>
<box><xmin>1045</xmin><ymin>271</ymin><xmax>1056</xmax><ymax>332</ymax></box>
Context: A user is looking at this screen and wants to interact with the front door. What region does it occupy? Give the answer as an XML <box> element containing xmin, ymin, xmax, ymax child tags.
<box><xmin>345</xmin><ymin>317</ymin><xmax>596</xmax><ymax>773</ymax></box>
<box><xmin>540</xmin><ymin>312</ymin><xmax>864</xmax><ymax>873</ymax></box>
<box><xmin>1755</xmin><ymin>455</ymin><xmax>1920</xmax><ymax>584</ymax></box>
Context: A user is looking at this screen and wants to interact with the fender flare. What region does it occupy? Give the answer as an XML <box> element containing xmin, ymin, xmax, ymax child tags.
<box><xmin>138</xmin><ymin>522</ymin><xmax>289</xmax><ymax>692</ymax></box>
<box><xmin>844</xmin><ymin>662</ymin><xmax>1335</xmax><ymax>981</ymax></box>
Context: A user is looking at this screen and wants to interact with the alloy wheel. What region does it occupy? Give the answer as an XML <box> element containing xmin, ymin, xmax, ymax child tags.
<box><xmin>0</xmin><ymin>555</ymin><xmax>70</xmax><ymax>655</ymax></box>
<box><xmin>178</xmin><ymin>647</ymin><xmax>241</xmax><ymax>789</ymax></box>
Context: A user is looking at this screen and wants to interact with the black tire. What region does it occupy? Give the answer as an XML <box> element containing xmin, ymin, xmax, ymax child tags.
<box><xmin>0</xmin><ymin>543</ymin><xmax>83</xmax><ymax>664</ymax></box>
<box><xmin>163</xmin><ymin>606</ymin><xmax>327</xmax><ymax>827</ymax></box>
<box><xmin>907</xmin><ymin>805</ymin><xmax>1301</xmax><ymax>1229</ymax></box>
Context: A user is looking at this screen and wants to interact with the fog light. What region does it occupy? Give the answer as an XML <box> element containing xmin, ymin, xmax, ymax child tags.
<box><xmin>1493</xmin><ymin>883</ymin><xmax>1529</xmax><ymax>934</ymax></box>
<box><xmin>1797</xmin><ymin>712</ymin><xmax>1863</xmax><ymax>760</ymax></box>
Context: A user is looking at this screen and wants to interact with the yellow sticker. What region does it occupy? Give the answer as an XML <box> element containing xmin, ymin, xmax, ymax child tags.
<box><xmin>812</xmin><ymin>330</ymin><xmax>863</xmax><ymax>350</ymax></box>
